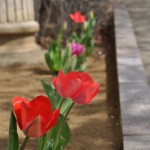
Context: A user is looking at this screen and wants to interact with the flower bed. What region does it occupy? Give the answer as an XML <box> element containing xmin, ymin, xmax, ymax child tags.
<box><xmin>0</xmin><ymin>2</ymin><xmax>122</xmax><ymax>149</ymax></box>
<box><xmin>0</xmin><ymin>34</ymin><xmax>122</xmax><ymax>150</ymax></box>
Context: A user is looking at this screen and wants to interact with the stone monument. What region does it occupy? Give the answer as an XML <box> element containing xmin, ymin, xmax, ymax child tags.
<box><xmin>0</xmin><ymin>0</ymin><xmax>39</xmax><ymax>53</ymax></box>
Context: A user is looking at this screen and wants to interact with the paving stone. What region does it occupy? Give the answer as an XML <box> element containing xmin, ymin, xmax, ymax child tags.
<box><xmin>121</xmin><ymin>0</ymin><xmax>150</xmax><ymax>86</ymax></box>
<box><xmin>119</xmin><ymin>83</ymin><xmax>150</xmax><ymax>134</ymax></box>
<box><xmin>116</xmin><ymin>46</ymin><xmax>139</xmax><ymax>57</ymax></box>
<box><xmin>115</xmin><ymin>27</ymin><xmax>139</xmax><ymax>56</ymax></box>
<box><xmin>115</xmin><ymin>3</ymin><xmax>132</xmax><ymax>28</ymax></box>
<box><xmin>124</xmin><ymin>135</ymin><xmax>150</xmax><ymax>150</ymax></box>
<box><xmin>117</xmin><ymin>56</ymin><xmax>146</xmax><ymax>83</ymax></box>
<box><xmin>115</xmin><ymin>2</ymin><xmax>150</xmax><ymax>149</ymax></box>
<box><xmin>115</xmin><ymin>3</ymin><xmax>140</xmax><ymax>57</ymax></box>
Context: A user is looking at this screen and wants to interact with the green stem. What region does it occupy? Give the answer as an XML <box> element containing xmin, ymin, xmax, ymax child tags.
<box><xmin>39</xmin><ymin>99</ymin><xmax>65</xmax><ymax>150</ymax></box>
<box><xmin>20</xmin><ymin>136</ymin><xmax>30</xmax><ymax>150</ymax></box>
<box><xmin>53</xmin><ymin>102</ymin><xmax>74</xmax><ymax>149</ymax></box>
<box><xmin>58</xmin><ymin>99</ymin><xmax>65</xmax><ymax>109</ymax></box>
<box><xmin>38</xmin><ymin>134</ymin><xmax>46</xmax><ymax>150</ymax></box>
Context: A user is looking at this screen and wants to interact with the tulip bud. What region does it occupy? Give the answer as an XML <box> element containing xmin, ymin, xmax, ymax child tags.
<box><xmin>83</xmin><ymin>21</ymin><xmax>88</xmax><ymax>30</ymax></box>
<box><xmin>71</xmin><ymin>43</ymin><xmax>85</xmax><ymax>56</ymax></box>
<box><xmin>89</xmin><ymin>10</ymin><xmax>94</xmax><ymax>20</ymax></box>
<box><xmin>63</xmin><ymin>21</ymin><xmax>68</xmax><ymax>30</ymax></box>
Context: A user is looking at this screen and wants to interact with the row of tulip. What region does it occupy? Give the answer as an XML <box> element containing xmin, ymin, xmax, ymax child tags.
<box><xmin>45</xmin><ymin>11</ymin><xmax>96</xmax><ymax>74</ymax></box>
<box><xmin>8</xmin><ymin>11</ymin><xmax>100</xmax><ymax>150</ymax></box>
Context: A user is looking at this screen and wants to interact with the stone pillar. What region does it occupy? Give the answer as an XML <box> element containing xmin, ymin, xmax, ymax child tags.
<box><xmin>0</xmin><ymin>0</ymin><xmax>39</xmax><ymax>53</ymax></box>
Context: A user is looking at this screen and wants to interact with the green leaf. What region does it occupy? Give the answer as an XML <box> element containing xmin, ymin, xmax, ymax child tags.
<box><xmin>71</xmin><ymin>32</ymin><xmax>79</xmax><ymax>43</ymax></box>
<box><xmin>44</xmin><ymin>139</ymin><xmax>54</xmax><ymax>150</ymax></box>
<box><xmin>45</xmin><ymin>52</ymin><xmax>53</xmax><ymax>71</ymax></box>
<box><xmin>54</xmin><ymin>47</ymin><xmax>61</xmax><ymax>70</ymax></box>
<box><xmin>78</xmin><ymin>65</ymin><xmax>86</xmax><ymax>72</ymax></box>
<box><xmin>62</xmin><ymin>55</ymin><xmax>77</xmax><ymax>73</ymax></box>
<box><xmin>42</xmin><ymin>80</ymin><xmax>62</xmax><ymax>109</ymax></box>
<box><xmin>49</xmin><ymin>40</ymin><xmax>56</xmax><ymax>50</ymax></box>
<box><xmin>60</xmin><ymin>99</ymin><xmax>72</xmax><ymax>116</ymax></box>
<box><xmin>49</xmin><ymin>115</ymin><xmax>71</xmax><ymax>149</ymax></box>
<box><xmin>57</xmin><ymin>29</ymin><xmax>63</xmax><ymax>45</ymax></box>
<box><xmin>38</xmin><ymin>136</ymin><xmax>55</xmax><ymax>150</ymax></box>
<box><xmin>90</xmin><ymin>19</ymin><xmax>96</xmax><ymax>28</ymax></box>
<box><xmin>38</xmin><ymin>115</ymin><xmax>70</xmax><ymax>150</ymax></box>
<box><xmin>7</xmin><ymin>111</ymin><xmax>19</xmax><ymax>150</ymax></box>
<box><xmin>71</xmin><ymin>55</ymin><xmax>77</xmax><ymax>71</ymax></box>
<box><xmin>38</xmin><ymin>134</ymin><xmax>46</xmax><ymax>150</ymax></box>
<box><xmin>42</xmin><ymin>80</ymin><xmax>73</xmax><ymax>116</ymax></box>
<box><xmin>45</xmin><ymin>39</ymin><xmax>62</xmax><ymax>73</ymax></box>
<box><xmin>62</xmin><ymin>45</ymin><xmax>71</xmax><ymax>67</ymax></box>
<box><xmin>75</xmin><ymin>56</ymin><xmax>86</xmax><ymax>70</ymax></box>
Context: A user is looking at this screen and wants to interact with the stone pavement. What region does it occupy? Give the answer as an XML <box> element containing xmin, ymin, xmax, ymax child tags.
<box><xmin>115</xmin><ymin>2</ymin><xmax>150</xmax><ymax>150</ymax></box>
<box><xmin>120</xmin><ymin>0</ymin><xmax>150</xmax><ymax>85</ymax></box>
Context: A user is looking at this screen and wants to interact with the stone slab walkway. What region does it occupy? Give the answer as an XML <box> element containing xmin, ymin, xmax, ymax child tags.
<box><xmin>120</xmin><ymin>0</ymin><xmax>150</xmax><ymax>85</ymax></box>
<box><xmin>115</xmin><ymin>3</ymin><xmax>150</xmax><ymax>150</ymax></box>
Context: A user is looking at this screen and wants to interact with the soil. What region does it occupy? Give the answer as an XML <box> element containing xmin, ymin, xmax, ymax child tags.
<box><xmin>0</xmin><ymin>20</ymin><xmax>122</xmax><ymax>150</ymax></box>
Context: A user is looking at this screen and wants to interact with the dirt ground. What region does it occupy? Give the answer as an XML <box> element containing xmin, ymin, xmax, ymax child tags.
<box><xmin>0</xmin><ymin>18</ymin><xmax>122</xmax><ymax>149</ymax></box>
<box><xmin>0</xmin><ymin>49</ymin><xmax>122</xmax><ymax>150</ymax></box>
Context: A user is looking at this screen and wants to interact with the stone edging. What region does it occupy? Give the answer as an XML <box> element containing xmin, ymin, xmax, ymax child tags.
<box><xmin>115</xmin><ymin>2</ymin><xmax>150</xmax><ymax>149</ymax></box>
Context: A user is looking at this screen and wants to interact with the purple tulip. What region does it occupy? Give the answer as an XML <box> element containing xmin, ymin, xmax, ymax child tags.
<box><xmin>71</xmin><ymin>43</ymin><xmax>85</xmax><ymax>56</ymax></box>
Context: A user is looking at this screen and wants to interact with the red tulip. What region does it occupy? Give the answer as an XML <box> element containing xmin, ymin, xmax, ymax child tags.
<box><xmin>52</xmin><ymin>70</ymin><xmax>100</xmax><ymax>104</ymax></box>
<box><xmin>12</xmin><ymin>95</ymin><xmax>60</xmax><ymax>138</ymax></box>
<box><xmin>69</xmin><ymin>11</ymin><xmax>86</xmax><ymax>24</ymax></box>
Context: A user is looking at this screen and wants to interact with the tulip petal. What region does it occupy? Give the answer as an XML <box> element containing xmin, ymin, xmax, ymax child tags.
<box><xmin>71</xmin><ymin>82</ymin><xmax>100</xmax><ymax>104</ymax></box>
<box><xmin>69</xmin><ymin>14</ymin><xmax>75</xmax><ymax>21</ymax></box>
<box><xmin>25</xmin><ymin>109</ymin><xmax>60</xmax><ymax>138</ymax></box>
<box><xmin>24</xmin><ymin>115</ymin><xmax>45</xmax><ymax>138</ymax></box>
<box><xmin>52</xmin><ymin>71</ymin><xmax>66</xmax><ymax>98</ymax></box>
<box><xmin>74</xmin><ymin>11</ymin><xmax>85</xmax><ymax>23</ymax></box>
<box><xmin>71</xmin><ymin>43</ymin><xmax>84</xmax><ymax>56</ymax></box>
<box><xmin>53</xmin><ymin>71</ymin><xmax>83</xmax><ymax>98</ymax></box>
<box><xmin>69</xmin><ymin>11</ymin><xmax>85</xmax><ymax>23</ymax></box>
<box><xmin>12</xmin><ymin>96</ymin><xmax>31</xmax><ymax>130</ymax></box>
<box><xmin>30</xmin><ymin>95</ymin><xmax>52</xmax><ymax>116</ymax></box>
<box><xmin>53</xmin><ymin>70</ymin><xmax>100</xmax><ymax>104</ymax></box>
<box><xmin>79</xmin><ymin>72</ymin><xmax>93</xmax><ymax>82</ymax></box>
<box><xmin>45</xmin><ymin>109</ymin><xmax>60</xmax><ymax>130</ymax></box>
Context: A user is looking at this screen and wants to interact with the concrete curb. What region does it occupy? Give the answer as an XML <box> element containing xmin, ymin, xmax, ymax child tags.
<box><xmin>115</xmin><ymin>2</ymin><xmax>150</xmax><ymax>149</ymax></box>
